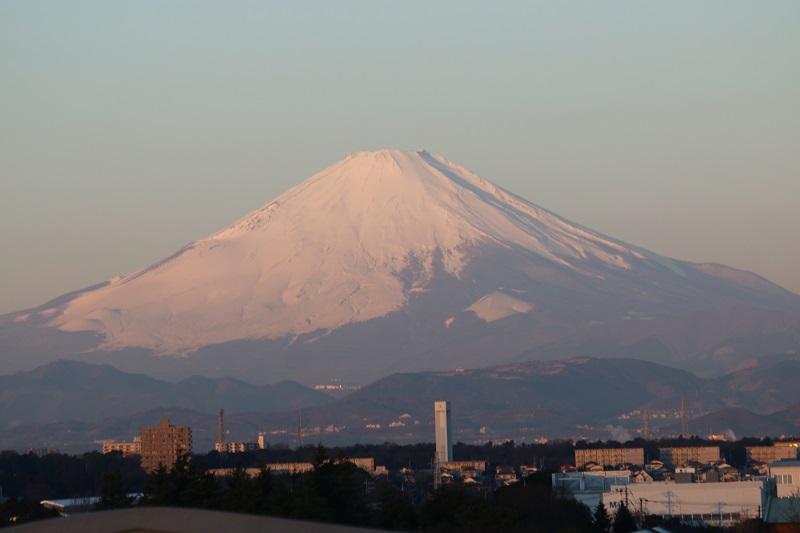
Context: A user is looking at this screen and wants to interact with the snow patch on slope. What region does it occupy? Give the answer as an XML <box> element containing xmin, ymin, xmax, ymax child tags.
<box><xmin>467</xmin><ymin>291</ymin><xmax>533</xmax><ymax>323</ymax></box>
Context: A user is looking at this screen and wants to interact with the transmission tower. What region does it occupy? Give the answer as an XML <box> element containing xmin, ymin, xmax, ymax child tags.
<box><xmin>297</xmin><ymin>410</ymin><xmax>304</xmax><ymax>447</ymax></box>
<box><xmin>217</xmin><ymin>408</ymin><xmax>226</xmax><ymax>453</ymax></box>
<box><xmin>681</xmin><ymin>396</ymin><xmax>688</xmax><ymax>437</ymax></box>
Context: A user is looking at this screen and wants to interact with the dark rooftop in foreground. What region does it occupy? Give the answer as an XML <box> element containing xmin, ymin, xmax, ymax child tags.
<box><xmin>6</xmin><ymin>507</ymin><xmax>387</xmax><ymax>533</ymax></box>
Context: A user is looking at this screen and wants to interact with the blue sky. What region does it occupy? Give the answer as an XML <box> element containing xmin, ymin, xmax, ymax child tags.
<box><xmin>2</xmin><ymin>1</ymin><xmax>799</xmax><ymax>314</ymax></box>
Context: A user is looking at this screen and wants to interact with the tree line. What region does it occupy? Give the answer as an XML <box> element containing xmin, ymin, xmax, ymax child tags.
<box><xmin>1</xmin><ymin>438</ymin><xmax>774</xmax><ymax>530</ymax></box>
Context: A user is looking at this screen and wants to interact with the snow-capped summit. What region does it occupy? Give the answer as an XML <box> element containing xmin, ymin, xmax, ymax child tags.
<box><xmin>48</xmin><ymin>149</ymin><xmax>674</xmax><ymax>353</ymax></box>
<box><xmin>3</xmin><ymin>150</ymin><xmax>800</xmax><ymax>382</ymax></box>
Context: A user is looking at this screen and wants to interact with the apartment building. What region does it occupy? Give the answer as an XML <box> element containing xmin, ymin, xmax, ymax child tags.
<box><xmin>574</xmin><ymin>448</ymin><xmax>644</xmax><ymax>468</ymax></box>
<box><xmin>140</xmin><ymin>419</ymin><xmax>192</xmax><ymax>473</ymax></box>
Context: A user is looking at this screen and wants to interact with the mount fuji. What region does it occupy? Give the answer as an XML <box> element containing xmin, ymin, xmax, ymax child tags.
<box><xmin>2</xmin><ymin>149</ymin><xmax>800</xmax><ymax>383</ymax></box>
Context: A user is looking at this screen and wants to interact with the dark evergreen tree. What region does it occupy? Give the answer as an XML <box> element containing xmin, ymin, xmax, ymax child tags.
<box><xmin>612</xmin><ymin>503</ymin><xmax>637</xmax><ymax>533</ymax></box>
<box><xmin>186</xmin><ymin>469</ymin><xmax>222</xmax><ymax>510</ymax></box>
<box><xmin>226</xmin><ymin>462</ymin><xmax>256</xmax><ymax>513</ymax></box>
<box><xmin>419</xmin><ymin>486</ymin><xmax>483</xmax><ymax>531</ymax></box>
<box><xmin>592</xmin><ymin>501</ymin><xmax>612</xmax><ymax>533</ymax></box>
<box><xmin>316</xmin><ymin>460</ymin><xmax>370</xmax><ymax>525</ymax></box>
<box><xmin>168</xmin><ymin>452</ymin><xmax>193</xmax><ymax>505</ymax></box>
<box><xmin>97</xmin><ymin>469</ymin><xmax>133</xmax><ymax>509</ymax></box>
<box><xmin>252</xmin><ymin>466</ymin><xmax>273</xmax><ymax>514</ymax></box>
<box><xmin>492</xmin><ymin>476</ymin><xmax>589</xmax><ymax>532</ymax></box>
<box><xmin>374</xmin><ymin>482</ymin><xmax>417</xmax><ymax>531</ymax></box>
<box><xmin>142</xmin><ymin>464</ymin><xmax>173</xmax><ymax>506</ymax></box>
<box><xmin>268</xmin><ymin>476</ymin><xmax>293</xmax><ymax>517</ymax></box>
<box><xmin>290</xmin><ymin>474</ymin><xmax>326</xmax><ymax>522</ymax></box>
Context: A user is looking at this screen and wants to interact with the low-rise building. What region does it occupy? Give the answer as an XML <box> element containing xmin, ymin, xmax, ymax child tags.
<box><xmin>769</xmin><ymin>460</ymin><xmax>800</xmax><ymax>498</ymax></box>
<box><xmin>215</xmin><ymin>441</ymin><xmax>259</xmax><ymax>453</ymax></box>
<box><xmin>494</xmin><ymin>465</ymin><xmax>517</xmax><ymax>486</ymax></box>
<box><xmin>552</xmin><ymin>470</ymin><xmax>632</xmax><ymax>508</ymax></box>
<box><xmin>210</xmin><ymin>457</ymin><xmax>386</xmax><ymax>477</ymax></box>
<box><xmin>763</xmin><ymin>496</ymin><xmax>800</xmax><ymax>532</ymax></box>
<box><xmin>40</xmin><ymin>497</ymin><xmax>101</xmax><ymax>517</ymax></box>
<box><xmin>102</xmin><ymin>436</ymin><xmax>141</xmax><ymax>456</ymax></box>
<box><xmin>443</xmin><ymin>460</ymin><xmax>487</xmax><ymax>474</ymax></box>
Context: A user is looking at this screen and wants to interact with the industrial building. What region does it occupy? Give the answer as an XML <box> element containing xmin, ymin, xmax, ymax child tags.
<box><xmin>554</xmin><ymin>470</ymin><xmax>769</xmax><ymax>527</ymax></box>
<box><xmin>552</xmin><ymin>470</ymin><xmax>631</xmax><ymax>507</ymax></box>
<box><xmin>140</xmin><ymin>419</ymin><xmax>192</xmax><ymax>473</ymax></box>
<box><xmin>604</xmin><ymin>479</ymin><xmax>768</xmax><ymax>527</ymax></box>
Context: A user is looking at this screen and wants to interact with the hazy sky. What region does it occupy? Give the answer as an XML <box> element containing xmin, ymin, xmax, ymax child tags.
<box><xmin>2</xmin><ymin>2</ymin><xmax>799</xmax><ymax>315</ymax></box>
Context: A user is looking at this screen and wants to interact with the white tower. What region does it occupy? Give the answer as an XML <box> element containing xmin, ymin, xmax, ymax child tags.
<box><xmin>434</xmin><ymin>401</ymin><xmax>452</xmax><ymax>464</ymax></box>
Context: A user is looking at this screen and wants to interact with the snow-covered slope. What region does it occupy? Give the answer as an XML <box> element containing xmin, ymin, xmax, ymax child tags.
<box><xmin>4</xmin><ymin>149</ymin><xmax>799</xmax><ymax>383</ymax></box>
<box><xmin>47</xmin><ymin>150</ymin><xmax>681</xmax><ymax>354</ymax></box>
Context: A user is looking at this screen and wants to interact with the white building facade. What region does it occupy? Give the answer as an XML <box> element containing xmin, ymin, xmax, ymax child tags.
<box><xmin>603</xmin><ymin>480</ymin><xmax>768</xmax><ymax>527</ymax></box>
<box><xmin>434</xmin><ymin>401</ymin><xmax>452</xmax><ymax>464</ymax></box>
<box><xmin>769</xmin><ymin>459</ymin><xmax>800</xmax><ymax>497</ymax></box>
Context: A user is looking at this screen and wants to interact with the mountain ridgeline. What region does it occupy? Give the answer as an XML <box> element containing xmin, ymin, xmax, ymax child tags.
<box><xmin>2</xmin><ymin>355</ymin><xmax>800</xmax><ymax>452</ymax></box>
<box><xmin>1</xmin><ymin>149</ymin><xmax>799</xmax><ymax>384</ymax></box>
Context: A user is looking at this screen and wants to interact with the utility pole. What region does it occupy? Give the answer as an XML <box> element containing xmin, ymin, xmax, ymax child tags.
<box><xmin>639</xmin><ymin>498</ymin><xmax>644</xmax><ymax>529</ymax></box>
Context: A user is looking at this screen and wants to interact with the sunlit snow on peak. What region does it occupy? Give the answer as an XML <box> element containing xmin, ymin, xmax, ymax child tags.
<box><xmin>51</xmin><ymin>149</ymin><xmax>676</xmax><ymax>354</ymax></box>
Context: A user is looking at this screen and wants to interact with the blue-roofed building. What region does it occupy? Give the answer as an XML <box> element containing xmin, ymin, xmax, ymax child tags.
<box><xmin>762</xmin><ymin>495</ymin><xmax>800</xmax><ymax>532</ymax></box>
<box><xmin>40</xmin><ymin>496</ymin><xmax>101</xmax><ymax>517</ymax></box>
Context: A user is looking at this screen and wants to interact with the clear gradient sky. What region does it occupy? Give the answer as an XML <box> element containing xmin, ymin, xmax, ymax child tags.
<box><xmin>2</xmin><ymin>2</ymin><xmax>799</xmax><ymax>315</ymax></box>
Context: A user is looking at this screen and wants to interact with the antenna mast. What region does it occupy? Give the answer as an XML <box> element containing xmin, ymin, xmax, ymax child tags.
<box><xmin>297</xmin><ymin>410</ymin><xmax>304</xmax><ymax>447</ymax></box>
<box><xmin>681</xmin><ymin>396</ymin><xmax>688</xmax><ymax>437</ymax></box>
<box><xmin>217</xmin><ymin>408</ymin><xmax>226</xmax><ymax>453</ymax></box>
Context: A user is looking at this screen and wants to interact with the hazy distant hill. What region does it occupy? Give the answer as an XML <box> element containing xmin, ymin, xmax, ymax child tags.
<box><xmin>0</xmin><ymin>360</ymin><xmax>331</xmax><ymax>428</ymax></box>
<box><xmin>3</xmin><ymin>356</ymin><xmax>800</xmax><ymax>452</ymax></box>
<box><xmin>678</xmin><ymin>405</ymin><xmax>800</xmax><ymax>440</ymax></box>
